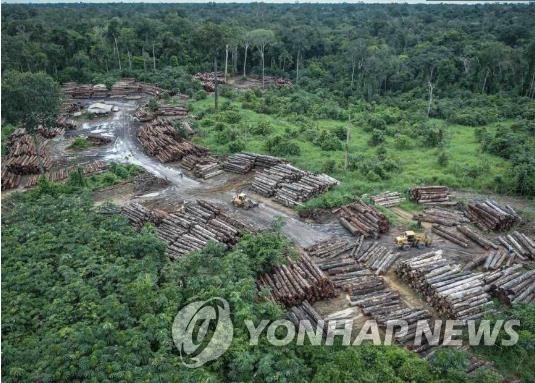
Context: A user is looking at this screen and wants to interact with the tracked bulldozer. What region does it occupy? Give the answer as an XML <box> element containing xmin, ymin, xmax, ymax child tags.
<box><xmin>396</xmin><ymin>230</ymin><xmax>432</xmax><ymax>250</ymax></box>
<box><xmin>232</xmin><ymin>192</ymin><xmax>259</xmax><ymax>210</ymax></box>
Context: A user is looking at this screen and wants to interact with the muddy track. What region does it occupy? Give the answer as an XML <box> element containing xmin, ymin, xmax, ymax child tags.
<box><xmin>87</xmin><ymin>100</ymin><xmax>349</xmax><ymax>247</ymax></box>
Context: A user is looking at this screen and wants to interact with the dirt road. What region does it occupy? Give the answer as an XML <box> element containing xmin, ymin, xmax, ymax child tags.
<box><xmin>69</xmin><ymin>100</ymin><xmax>349</xmax><ymax>247</ymax></box>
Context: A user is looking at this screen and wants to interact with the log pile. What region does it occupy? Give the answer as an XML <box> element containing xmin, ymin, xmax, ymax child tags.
<box><xmin>349</xmin><ymin>277</ymin><xmax>433</xmax><ymax>353</ymax></box>
<box><xmin>409</xmin><ymin>186</ymin><xmax>450</xmax><ymax>204</ymax></box>
<box><xmin>87</xmin><ymin>134</ymin><xmax>113</xmax><ymax>146</ymax></box>
<box><xmin>456</xmin><ymin>226</ymin><xmax>498</xmax><ymax>250</ymax></box>
<box><xmin>251</xmin><ymin>163</ymin><xmax>306</xmax><ymax>196</ymax></box>
<box><xmin>286</xmin><ymin>301</ymin><xmax>324</xmax><ymax>333</ymax></box>
<box><xmin>431</xmin><ymin>225</ymin><xmax>470</xmax><ymax>248</ymax></box>
<box><xmin>158</xmin><ymin>105</ymin><xmax>188</xmax><ymax>118</ymax></box>
<box><xmin>305</xmin><ymin>237</ymin><xmax>356</xmax><ymax>260</ymax></box>
<box><xmin>396</xmin><ymin>251</ymin><xmax>493</xmax><ymax>320</ymax></box>
<box><xmin>274</xmin><ymin>173</ymin><xmax>339</xmax><ymax>207</ymax></box>
<box><xmin>483</xmin><ymin>247</ymin><xmax>513</xmax><ymax>270</ymax></box>
<box><xmin>465</xmin><ymin>200</ymin><xmax>520</xmax><ymax>231</ymax></box>
<box><xmin>133</xmin><ymin>105</ymin><xmax>156</xmax><ymax>122</ymax></box>
<box><xmin>370</xmin><ymin>191</ymin><xmax>405</xmax><ymax>207</ymax></box>
<box><xmin>307</xmin><ymin>238</ymin><xmax>373</xmax><ymax>290</ymax></box>
<box><xmin>122</xmin><ymin>200</ymin><xmax>252</xmax><ymax>258</ymax></box>
<box><xmin>413</xmin><ymin>207</ymin><xmax>469</xmax><ymax>226</ymax></box>
<box><xmin>56</xmin><ymin>115</ymin><xmax>77</xmax><ymax>130</ymax></box>
<box><xmin>194</xmin><ymin>72</ymin><xmax>226</xmax><ymax>92</ymax></box>
<box><xmin>257</xmin><ymin>252</ymin><xmax>336</xmax><ymax>307</ymax></box>
<box><xmin>37</xmin><ymin>127</ymin><xmax>65</xmax><ymax>139</ymax></box>
<box><xmin>334</xmin><ymin>201</ymin><xmax>390</xmax><ymax>238</ymax></box>
<box><xmin>181</xmin><ymin>154</ymin><xmax>223</xmax><ymax>179</ymax></box>
<box><xmin>1</xmin><ymin>167</ymin><xmax>21</xmax><ymax>190</ymax></box>
<box><xmin>496</xmin><ymin>231</ymin><xmax>535</xmax><ymax>260</ymax></box>
<box><xmin>266</xmin><ymin>76</ymin><xmax>293</xmax><ymax>87</ymax></box>
<box><xmin>250</xmin><ymin>162</ymin><xmax>338</xmax><ymax>206</ymax></box>
<box><xmin>63</xmin><ymin>79</ymin><xmax>166</xmax><ymax>99</ymax></box>
<box><xmin>133</xmin><ymin>172</ymin><xmax>170</xmax><ymax>194</ymax></box>
<box><xmin>137</xmin><ymin>118</ymin><xmax>208</xmax><ymax>163</ymax></box>
<box><xmin>4</xmin><ymin>131</ymin><xmax>52</xmax><ymax>175</ymax></box>
<box><xmin>121</xmin><ymin>202</ymin><xmax>161</xmax><ymax>229</ymax></box>
<box><xmin>484</xmin><ymin>266</ymin><xmax>535</xmax><ymax>305</ymax></box>
<box><xmin>355</xmin><ymin>241</ymin><xmax>399</xmax><ymax>275</ymax></box>
<box><xmin>223</xmin><ymin>152</ymin><xmax>286</xmax><ymax>174</ymax></box>
<box><xmin>22</xmin><ymin>160</ymin><xmax>108</xmax><ymax>188</ymax></box>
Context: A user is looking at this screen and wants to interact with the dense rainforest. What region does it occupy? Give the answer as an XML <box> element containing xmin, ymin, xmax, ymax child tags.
<box><xmin>2</xmin><ymin>3</ymin><xmax>535</xmax><ymax>382</ymax></box>
<box><xmin>2</xmin><ymin>3</ymin><xmax>535</xmax><ymax>197</ymax></box>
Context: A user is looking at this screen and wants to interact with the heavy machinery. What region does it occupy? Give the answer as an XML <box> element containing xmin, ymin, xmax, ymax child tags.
<box><xmin>396</xmin><ymin>230</ymin><xmax>432</xmax><ymax>250</ymax></box>
<box><xmin>232</xmin><ymin>192</ymin><xmax>259</xmax><ymax>209</ymax></box>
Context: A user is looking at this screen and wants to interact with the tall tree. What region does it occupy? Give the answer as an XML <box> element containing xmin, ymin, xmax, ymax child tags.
<box><xmin>2</xmin><ymin>71</ymin><xmax>62</xmax><ymax>171</ymax></box>
<box><xmin>250</xmin><ymin>29</ymin><xmax>276</xmax><ymax>88</ymax></box>
<box><xmin>193</xmin><ymin>23</ymin><xmax>228</xmax><ymax>110</ymax></box>
<box><xmin>241</xmin><ymin>31</ymin><xmax>252</xmax><ymax>78</ymax></box>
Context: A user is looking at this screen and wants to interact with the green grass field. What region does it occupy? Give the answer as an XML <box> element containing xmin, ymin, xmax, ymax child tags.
<box><xmin>188</xmin><ymin>95</ymin><xmax>512</xmax><ymax>208</ymax></box>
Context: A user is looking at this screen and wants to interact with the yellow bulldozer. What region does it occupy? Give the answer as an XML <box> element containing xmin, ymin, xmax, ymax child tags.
<box><xmin>232</xmin><ymin>192</ymin><xmax>259</xmax><ymax>209</ymax></box>
<box><xmin>395</xmin><ymin>230</ymin><xmax>432</xmax><ymax>250</ymax></box>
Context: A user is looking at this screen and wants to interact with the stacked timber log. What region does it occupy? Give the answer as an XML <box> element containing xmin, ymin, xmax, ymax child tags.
<box><xmin>482</xmin><ymin>247</ymin><xmax>513</xmax><ymax>270</ymax></box>
<box><xmin>305</xmin><ymin>237</ymin><xmax>356</xmax><ymax>259</ymax></box>
<box><xmin>82</xmin><ymin>160</ymin><xmax>107</xmax><ymax>174</ymax></box>
<box><xmin>133</xmin><ymin>105</ymin><xmax>156</xmax><ymax>122</ymax></box>
<box><xmin>20</xmin><ymin>160</ymin><xmax>108</xmax><ymax>188</ymax></box>
<box><xmin>223</xmin><ymin>152</ymin><xmax>256</xmax><ymax>173</ymax></box>
<box><xmin>306</xmin><ymin>237</ymin><xmax>370</xmax><ymax>290</ymax></box>
<box><xmin>370</xmin><ymin>191</ymin><xmax>405</xmax><ymax>207</ymax></box>
<box><xmin>286</xmin><ymin>301</ymin><xmax>324</xmax><ymax>334</ymax></box>
<box><xmin>274</xmin><ymin>173</ymin><xmax>339</xmax><ymax>207</ymax></box>
<box><xmin>355</xmin><ymin>241</ymin><xmax>399</xmax><ymax>275</ymax></box>
<box><xmin>432</xmin><ymin>225</ymin><xmax>470</xmax><ymax>248</ymax></box>
<box><xmin>87</xmin><ymin>134</ymin><xmax>112</xmax><ymax>145</ymax></box>
<box><xmin>63</xmin><ymin>80</ymin><xmax>165</xmax><ymax>99</ymax></box>
<box><xmin>257</xmin><ymin>252</ymin><xmax>336</xmax><ymax>307</ymax></box>
<box><xmin>158</xmin><ymin>105</ymin><xmax>188</xmax><ymax>118</ymax></box>
<box><xmin>180</xmin><ymin>154</ymin><xmax>223</xmax><ymax>179</ymax></box>
<box><xmin>122</xmin><ymin>200</ymin><xmax>252</xmax><ymax>258</ymax></box>
<box><xmin>56</xmin><ymin>115</ymin><xmax>77</xmax><ymax>130</ymax></box>
<box><xmin>456</xmin><ymin>226</ymin><xmax>498</xmax><ymax>250</ymax></box>
<box><xmin>194</xmin><ymin>72</ymin><xmax>226</xmax><ymax>92</ymax></box>
<box><xmin>137</xmin><ymin>118</ymin><xmax>208</xmax><ymax>163</ymax></box>
<box><xmin>334</xmin><ymin>201</ymin><xmax>390</xmax><ymax>238</ymax></box>
<box><xmin>396</xmin><ymin>251</ymin><xmax>493</xmax><ymax>320</ymax></box>
<box><xmin>223</xmin><ymin>152</ymin><xmax>286</xmax><ymax>174</ymax></box>
<box><xmin>37</xmin><ymin>127</ymin><xmax>65</xmax><ymax>139</ymax></box>
<box><xmin>496</xmin><ymin>231</ymin><xmax>535</xmax><ymax>260</ymax></box>
<box><xmin>133</xmin><ymin>172</ymin><xmax>170</xmax><ymax>194</ymax></box>
<box><xmin>269</xmin><ymin>76</ymin><xmax>293</xmax><ymax>87</ymax></box>
<box><xmin>409</xmin><ymin>186</ymin><xmax>450</xmax><ymax>204</ymax></box>
<box><xmin>349</xmin><ymin>277</ymin><xmax>433</xmax><ymax>354</ymax></box>
<box><xmin>484</xmin><ymin>266</ymin><xmax>535</xmax><ymax>305</ymax></box>
<box><xmin>251</xmin><ymin>163</ymin><xmax>306</xmax><ymax>196</ymax></box>
<box><xmin>1</xmin><ymin>167</ymin><xmax>21</xmax><ymax>190</ymax></box>
<box><xmin>4</xmin><ymin>131</ymin><xmax>52</xmax><ymax>175</ymax></box>
<box><xmin>465</xmin><ymin>200</ymin><xmax>520</xmax><ymax>231</ymax></box>
<box><xmin>413</xmin><ymin>207</ymin><xmax>469</xmax><ymax>226</ymax></box>
<box><xmin>121</xmin><ymin>202</ymin><xmax>158</xmax><ymax>229</ymax></box>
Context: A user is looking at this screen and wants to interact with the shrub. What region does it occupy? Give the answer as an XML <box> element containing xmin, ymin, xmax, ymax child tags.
<box><xmin>314</xmin><ymin>130</ymin><xmax>342</xmax><ymax>151</ymax></box>
<box><xmin>368</xmin><ymin>129</ymin><xmax>385</xmax><ymax>146</ymax></box>
<box><xmin>228</xmin><ymin>139</ymin><xmax>246</xmax><ymax>153</ymax></box>
<box><xmin>265</xmin><ymin>135</ymin><xmax>301</xmax><ymax>156</ymax></box>
<box><xmin>321</xmin><ymin>159</ymin><xmax>337</xmax><ymax>173</ymax></box>
<box><xmin>437</xmin><ymin>151</ymin><xmax>449</xmax><ymax>167</ymax></box>
<box><xmin>394</xmin><ymin>134</ymin><xmax>412</xmax><ymax>149</ymax></box>
<box><xmin>218</xmin><ymin>110</ymin><xmax>241</xmax><ymax>124</ymax></box>
<box><xmin>250</xmin><ymin>121</ymin><xmax>273</xmax><ymax>135</ymax></box>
